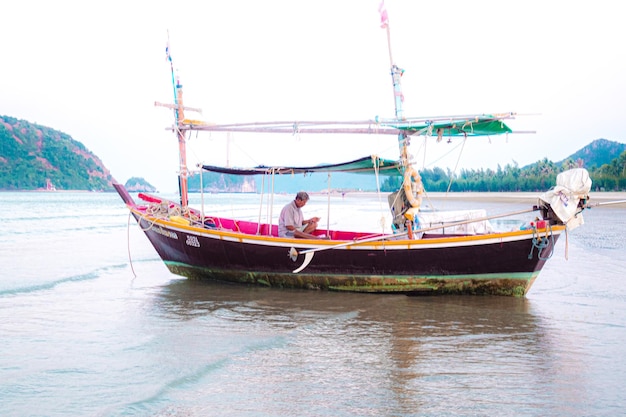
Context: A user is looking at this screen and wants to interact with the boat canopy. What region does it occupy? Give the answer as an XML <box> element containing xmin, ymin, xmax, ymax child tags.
<box><xmin>394</xmin><ymin>116</ymin><xmax>513</xmax><ymax>137</ymax></box>
<box><xmin>202</xmin><ymin>155</ymin><xmax>403</xmax><ymax>176</ymax></box>
<box><xmin>182</xmin><ymin>114</ymin><xmax>515</xmax><ymax>137</ymax></box>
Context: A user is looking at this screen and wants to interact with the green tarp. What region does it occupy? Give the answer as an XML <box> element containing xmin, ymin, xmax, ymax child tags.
<box><xmin>394</xmin><ymin>117</ymin><xmax>513</xmax><ymax>137</ymax></box>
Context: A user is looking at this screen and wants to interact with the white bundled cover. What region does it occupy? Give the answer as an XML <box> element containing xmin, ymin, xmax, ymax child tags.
<box><xmin>417</xmin><ymin>210</ymin><xmax>494</xmax><ymax>235</ymax></box>
<box><xmin>539</xmin><ymin>168</ymin><xmax>591</xmax><ymax>230</ymax></box>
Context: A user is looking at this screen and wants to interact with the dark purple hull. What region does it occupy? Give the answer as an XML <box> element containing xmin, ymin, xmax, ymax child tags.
<box><xmin>133</xmin><ymin>213</ymin><xmax>562</xmax><ymax>297</ymax></box>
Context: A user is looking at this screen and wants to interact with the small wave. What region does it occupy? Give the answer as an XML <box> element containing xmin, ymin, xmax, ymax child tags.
<box><xmin>137</xmin><ymin>357</ymin><xmax>231</xmax><ymax>402</ymax></box>
<box><xmin>5</xmin><ymin>222</ymin><xmax>128</xmax><ymax>237</ymax></box>
<box><xmin>110</xmin><ymin>335</ymin><xmax>287</xmax><ymax>416</ymax></box>
<box><xmin>0</xmin><ymin>263</ymin><xmax>127</xmax><ymax>297</ymax></box>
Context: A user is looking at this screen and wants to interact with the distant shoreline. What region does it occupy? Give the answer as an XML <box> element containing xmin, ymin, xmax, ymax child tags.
<box><xmin>2</xmin><ymin>189</ymin><xmax>625</xmax><ymax>205</ymax></box>
<box><xmin>0</xmin><ymin>189</ymin><xmax>106</xmax><ymax>193</ymax></box>
<box><xmin>335</xmin><ymin>191</ymin><xmax>626</xmax><ymax>204</ymax></box>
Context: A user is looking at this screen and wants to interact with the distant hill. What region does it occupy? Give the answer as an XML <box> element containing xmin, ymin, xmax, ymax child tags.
<box><xmin>422</xmin><ymin>138</ymin><xmax>626</xmax><ymax>192</ymax></box>
<box><xmin>257</xmin><ymin>171</ymin><xmax>384</xmax><ymax>194</ymax></box>
<box><xmin>2</xmin><ymin>114</ymin><xmax>623</xmax><ymax>193</ymax></box>
<box><xmin>125</xmin><ymin>177</ymin><xmax>157</xmax><ymax>193</ymax></box>
<box><xmin>187</xmin><ymin>171</ymin><xmax>256</xmax><ymax>192</ymax></box>
<box><xmin>556</xmin><ymin>138</ymin><xmax>626</xmax><ymax>169</ymax></box>
<box><xmin>185</xmin><ymin>165</ymin><xmax>377</xmax><ymax>193</ymax></box>
<box><xmin>522</xmin><ymin>138</ymin><xmax>626</xmax><ymax>174</ymax></box>
<box><xmin>261</xmin><ymin>139</ymin><xmax>626</xmax><ymax>193</ymax></box>
<box><xmin>0</xmin><ymin>115</ymin><xmax>115</xmax><ymax>191</ymax></box>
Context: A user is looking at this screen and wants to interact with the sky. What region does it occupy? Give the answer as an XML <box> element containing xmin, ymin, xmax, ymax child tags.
<box><xmin>1</xmin><ymin>0</ymin><xmax>624</xmax><ymax>193</ymax></box>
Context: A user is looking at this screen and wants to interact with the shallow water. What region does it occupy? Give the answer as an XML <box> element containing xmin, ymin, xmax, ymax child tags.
<box><xmin>1</xmin><ymin>192</ymin><xmax>624</xmax><ymax>416</ymax></box>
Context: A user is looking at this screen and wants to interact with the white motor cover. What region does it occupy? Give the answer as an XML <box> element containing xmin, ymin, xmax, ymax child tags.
<box><xmin>539</xmin><ymin>168</ymin><xmax>591</xmax><ymax>230</ymax></box>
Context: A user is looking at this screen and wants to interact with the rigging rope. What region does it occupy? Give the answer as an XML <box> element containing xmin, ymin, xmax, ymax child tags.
<box><xmin>445</xmin><ymin>133</ymin><xmax>468</xmax><ymax>197</ymax></box>
<box><xmin>326</xmin><ymin>172</ymin><xmax>332</xmax><ymax>237</ymax></box>
<box><xmin>256</xmin><ymin>173</ymin><xmax>266</xmax><ymax>235</ymax></box>
<box><xmin>138</xmin><ymin>202</ymin><xmax>202</xmax><ymax>232</ymax></box>
<box><xmin>372</xmin><ymin>156</ymin><xmax>387</xmax><ymax>234</ymax></box>
<box><xmin>127</xmin><ymin>211</ymin><xmax>137</xmax><ymax>279</ymax></box>
<box><xmin>528</xmin><ymin>224</ymin><xmax>555</xmax><ymax>261</ymax></box>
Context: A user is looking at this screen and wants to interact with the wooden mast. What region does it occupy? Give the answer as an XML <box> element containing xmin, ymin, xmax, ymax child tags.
<box><xmin>379</xmin><ymin>1</ymin><xmax>408</xmax><ymax>169</ymax></box>
<box><xmin>174</xmin><ymin>73</ymin><xmax>189</xmax><ymax>210</ymax></box>
<box><xmin>159</xmin><ymin>38</ymin><xmax>196</xmax><ymax>211</ymax></box>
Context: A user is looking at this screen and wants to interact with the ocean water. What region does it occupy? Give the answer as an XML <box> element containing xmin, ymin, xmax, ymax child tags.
<box><xmin>1</xmin><ymin>191</ymin><xmax>625</xmax><ymax>417</ymax></box>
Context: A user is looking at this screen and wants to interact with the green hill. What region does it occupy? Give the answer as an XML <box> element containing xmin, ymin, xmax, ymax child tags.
<box><xmin>2</xmin><ymin>114</ymin><xmax>624</xmax><ymax>193</ymax></box>
<box><xmin>261</xmin><ymin>139</ymin><xmax>626</xmax><ymax>193</ymax></box>
<box><xmin>187</xmin><ymin>171</ymin><xmax>256</xmax><ymax>193</ymax></box>
<box><xmin>125</xmin><ymin>177</ymin><xmax>157</xmax><ymax>193</ymax></box>
<box><xmin>0</xmin><ymin>115</ymin><xmax>115</xmax><ymax>191</ymax></box>
<box><xmin>556</xmin><ymin>138</ymin><xmax>626</xmax><ymax>169</ymax></box>
<box><xmin>410</xmin><ymin>139</ymin><xmax>626</xmax><ymax>192</ymax></box>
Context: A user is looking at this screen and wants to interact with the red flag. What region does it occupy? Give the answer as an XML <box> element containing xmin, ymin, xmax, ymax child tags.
<box><xmin>378</xmin><ymin>0</ymin><xmax>389</xmax><ymax>28</ymax></box>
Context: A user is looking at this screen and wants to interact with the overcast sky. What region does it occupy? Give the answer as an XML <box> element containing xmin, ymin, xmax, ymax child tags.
<box><xmin>2</xmin><ymin>0</ymin><xmax>624</xmax><ymax>192</ymax></box>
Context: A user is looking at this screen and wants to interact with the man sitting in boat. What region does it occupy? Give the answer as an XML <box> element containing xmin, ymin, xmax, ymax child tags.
<box><xmin>278</xmin><ymin>191</ymin><xmax>323</xmax><ymax>239</ymax></box>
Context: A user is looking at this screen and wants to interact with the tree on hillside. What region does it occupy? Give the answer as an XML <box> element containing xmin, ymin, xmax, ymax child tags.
<box><xmin>592</xmin><ymin>151</ymin><xmax>626</xmax><ymax>190</ymax></box>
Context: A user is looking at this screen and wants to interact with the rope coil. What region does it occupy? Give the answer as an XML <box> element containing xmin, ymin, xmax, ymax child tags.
<box><xmin>528</xmin><ymin>224</ymin><xmax>555</xmax><ymax>261</ymax></box>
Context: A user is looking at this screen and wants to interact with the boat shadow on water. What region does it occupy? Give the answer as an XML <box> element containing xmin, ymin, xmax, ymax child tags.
<box><xmin>154</xmin><ymin>278</ymin><xmax>557</xmax><ymax>347</ymax></box>
<box><xmin>147</xmin><ymin>278</ymin><xmax>589</xmax><ymax>412</ymax></box>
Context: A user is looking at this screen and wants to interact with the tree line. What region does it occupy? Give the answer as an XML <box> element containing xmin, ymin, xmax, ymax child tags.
<box><xmin>381</xmin><ymin>151</ymin><xmax>626</xmax><ymax>192</ymax></box>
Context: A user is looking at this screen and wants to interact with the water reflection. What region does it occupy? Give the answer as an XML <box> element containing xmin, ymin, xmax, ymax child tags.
<box><xmin>149</xmin><ymin>280</ymin><xmax>588</xmax><ymax>416</ymax></box>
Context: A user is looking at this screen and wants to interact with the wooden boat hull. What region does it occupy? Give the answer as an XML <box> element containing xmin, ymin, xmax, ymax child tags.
<box><xmin>131</xmin><ymin>211</ymin><xmax>562</xmax><ymax>297</ymax></box>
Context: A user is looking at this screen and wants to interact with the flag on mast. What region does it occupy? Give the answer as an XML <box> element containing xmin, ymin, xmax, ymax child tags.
<box><xmin>166</xmin><ymin>30</ymin><xmax>173</xmax><ymax>63</ymax></box>
<box><xmin>378</xmin><ymin>0</ymin><xmax>389</xmax><ymax>28</ymax></box>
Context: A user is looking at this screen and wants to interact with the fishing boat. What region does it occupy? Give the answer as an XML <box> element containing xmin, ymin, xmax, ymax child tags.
<box><xmin>114</xmin><ymin>10</ymin><xmax>594</xmax><ymax>297</ymax></box>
